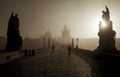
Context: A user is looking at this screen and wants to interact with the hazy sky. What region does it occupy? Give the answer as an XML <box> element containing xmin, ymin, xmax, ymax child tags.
<box><xmin>0</xmin><ymin>0</ymin><xmax>120</xmax><ymax>38</ymax></box>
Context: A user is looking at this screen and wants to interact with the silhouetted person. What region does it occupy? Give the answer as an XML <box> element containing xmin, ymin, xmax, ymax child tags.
<box><xmin>24</xmin><ymin>50</ymin><xmax>28</xmax><ymax>56</ymax></box>
<box><xmin>52</xmin><ymin>45</ymin><xmax>55</xmax><ymax>53</ymax></box>
<box><xmin>43</xmin><ymin>38</ymin><xmax>45</xmax><ymax>48</ymax></box>
<box><xmin>32</xmin><ymin>50</ymin><xmax>35</xmax><ymax>56</ymax></box>
<box><xmin>48</xmin><ymin>38</ymin><xmax>51</xmax><ymax>47</ymax></box>
<box><xmin>6</xmin><ymin>12</ymin><xmax>22</xmax><ymax>51</ymax></box>
<box><xmin>68</xmin><ymin>45</ymin><xmax>71</xmax><ymax>56</ymax></box>
<box><xmin>76</xmin><ymin>45</ymin><xmax>78</xmax><ymax>49</ymax></box>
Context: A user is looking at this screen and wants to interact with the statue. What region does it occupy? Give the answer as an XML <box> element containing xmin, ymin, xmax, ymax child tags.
<box><xmin>96</xmin><ymin>6</ymin><xmax>118</xmax><ymax>54</ymax></box>
<box><xmin>6</xmin><ymin>12</ymin><xmax>22</xmax><ymax>51</ymax></box>
<box><xmin>102</xmin><ymin>6</ymin><xmax>110</xmax><ymax>22</ymax></box>
<box><xmin>92</xmin><ymin>6</ymin><xmax>120</xmax><ymax>77</ymax></box>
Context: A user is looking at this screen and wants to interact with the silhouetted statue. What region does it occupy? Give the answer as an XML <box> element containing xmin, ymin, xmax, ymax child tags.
<box><xmin>96</xmin><ymin>6</ymin><xmax>118</xmax><ymax>54</ymax></box>
<box><xmin>6</xmin><ymin>12</ymin><xmax>22</xmax><ymax>51</ymax></box>
<box><xmin>93</xmin><ymin>6</ymin><xmax>120</xmax><ymax>77</ymax></box>
<box><xmin>102</xmin><ymin>6</ymin><xmax>110</xmax><ymax>22</ymax></box>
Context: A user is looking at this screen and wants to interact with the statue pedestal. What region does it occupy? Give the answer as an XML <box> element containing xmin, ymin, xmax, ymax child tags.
<box><xmin>96</xmin><ymin>28</ymin><xmax>119</xmax><ymax>54</ymax></box>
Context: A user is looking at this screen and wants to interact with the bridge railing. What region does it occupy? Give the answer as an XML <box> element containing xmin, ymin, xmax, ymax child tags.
<box><xmin>0</xmin><ymin>50</ymin><xmax>24</xmax><ymax>64</ymax></box>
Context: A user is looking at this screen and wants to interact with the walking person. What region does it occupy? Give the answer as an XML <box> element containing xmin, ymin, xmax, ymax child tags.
<box><xmin>68</xmin><ymin>45</ymin><xmax>71</xmax><ymax>56</ymax></box>
<box><xmin>52</xmin><ymin>45</ymin><xmax>55</xmax><ymax>53</ymax></box>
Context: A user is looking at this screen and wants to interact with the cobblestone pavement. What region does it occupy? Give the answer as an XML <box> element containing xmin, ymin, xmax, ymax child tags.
<box><xmin>72</xmin><ymin>48</ymin><xmax>120</xmax><ymax>77</ymax></box>
<box><xmin>1</xmin><ymin>48</ymin><xmax>91</xmax><ymax>77</ymax></box>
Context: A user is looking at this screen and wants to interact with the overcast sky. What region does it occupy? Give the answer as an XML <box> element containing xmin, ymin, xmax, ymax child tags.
<box><xmin>0</xmin><ymin>0</ymin><xmax>120</xmax><ymax>38</ymax></box>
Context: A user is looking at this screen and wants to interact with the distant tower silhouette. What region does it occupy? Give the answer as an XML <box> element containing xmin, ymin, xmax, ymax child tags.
<box><xmin>96</xmin><ymin>6</ymin><xmax>118</xmax><ymax>54</ymax></box>
<box><xmin>62</xmin><ymin>25</ymin><xmax>70</xmax><ymax>44</ymax></box>
<box><xmin>6</xmin><ymin>12</ymin><xmax>22</xmax><ymax>51</ymax></box>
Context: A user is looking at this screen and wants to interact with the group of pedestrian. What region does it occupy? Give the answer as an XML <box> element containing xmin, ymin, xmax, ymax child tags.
<box><xmin>51</xmin><ymin>44</ymin><xmax>72</xmax><ymax>57</ymax></box>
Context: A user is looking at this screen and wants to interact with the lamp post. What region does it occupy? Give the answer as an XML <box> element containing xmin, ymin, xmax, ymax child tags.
<box><xmin>72</xmin><ymin>38</ymin><xmax>74</xmax><ymax>48</ymax></box>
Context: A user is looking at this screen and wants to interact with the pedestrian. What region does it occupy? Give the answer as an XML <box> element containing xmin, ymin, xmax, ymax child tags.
<box><xmin>52</xmin><ymin>45</ymin><xmax>55</xmax><ymax>53</ymax></box>
<box><xmin>68</xmin><ymin>45</ymin><xmax>71</xmax><ymax>56</ymax></box>
<box><xmin>32</xmin><ymin>49</ymin><xmax>35</xmax><ymax>56</ymax></box>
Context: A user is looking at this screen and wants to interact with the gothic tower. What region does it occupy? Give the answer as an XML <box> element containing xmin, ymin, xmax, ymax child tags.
<box><xmin>62</xmin><ymin>25</ymin><xmax>70</xmax><ymax>44</ymax></box>
<box><xmin>96</xmin><ymin>6</ymin><xmax>118</xmax><ymax>54</ymax></box>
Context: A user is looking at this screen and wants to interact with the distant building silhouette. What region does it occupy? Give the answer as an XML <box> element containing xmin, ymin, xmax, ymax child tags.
<box><xmin>96</xmin><ymin>6</ymin><xmax>118</xmax><ymax>54</ymax></box>
<box><xmin>44</xmin><ymin>30</ymin><xmax>52</xmax><ymax>39</ymax></box>
<box><xmin>43</xmin><ymin>30</ymin><xmax>52</xmax><ymax>48</ymax></box>
<box><xmin>6</xmin><ymin>12</ymin><xmax>22</xmax><ymax>51</ymax></box>
<box><xmin>62</xmin><ymin>25</ymin><xmax>70</xmax><ymax>44</ymax></box>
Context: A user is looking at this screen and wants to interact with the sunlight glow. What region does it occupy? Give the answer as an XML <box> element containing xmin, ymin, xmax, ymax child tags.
<box><xmin>99</xmin><ymin>17</ymin><xmax>106</xmax><ymax>28</ymax></box>
<box><xmin>101</xmin><ymin>20</ymin><xmax>106</xmax><ymax>27</ymax></box>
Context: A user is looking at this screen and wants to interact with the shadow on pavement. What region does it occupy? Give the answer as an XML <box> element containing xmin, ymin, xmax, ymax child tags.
<box><xmin>72</xmin><ymin>48</ymin><xmax>120</xmax><ymax>77</ymax></box>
